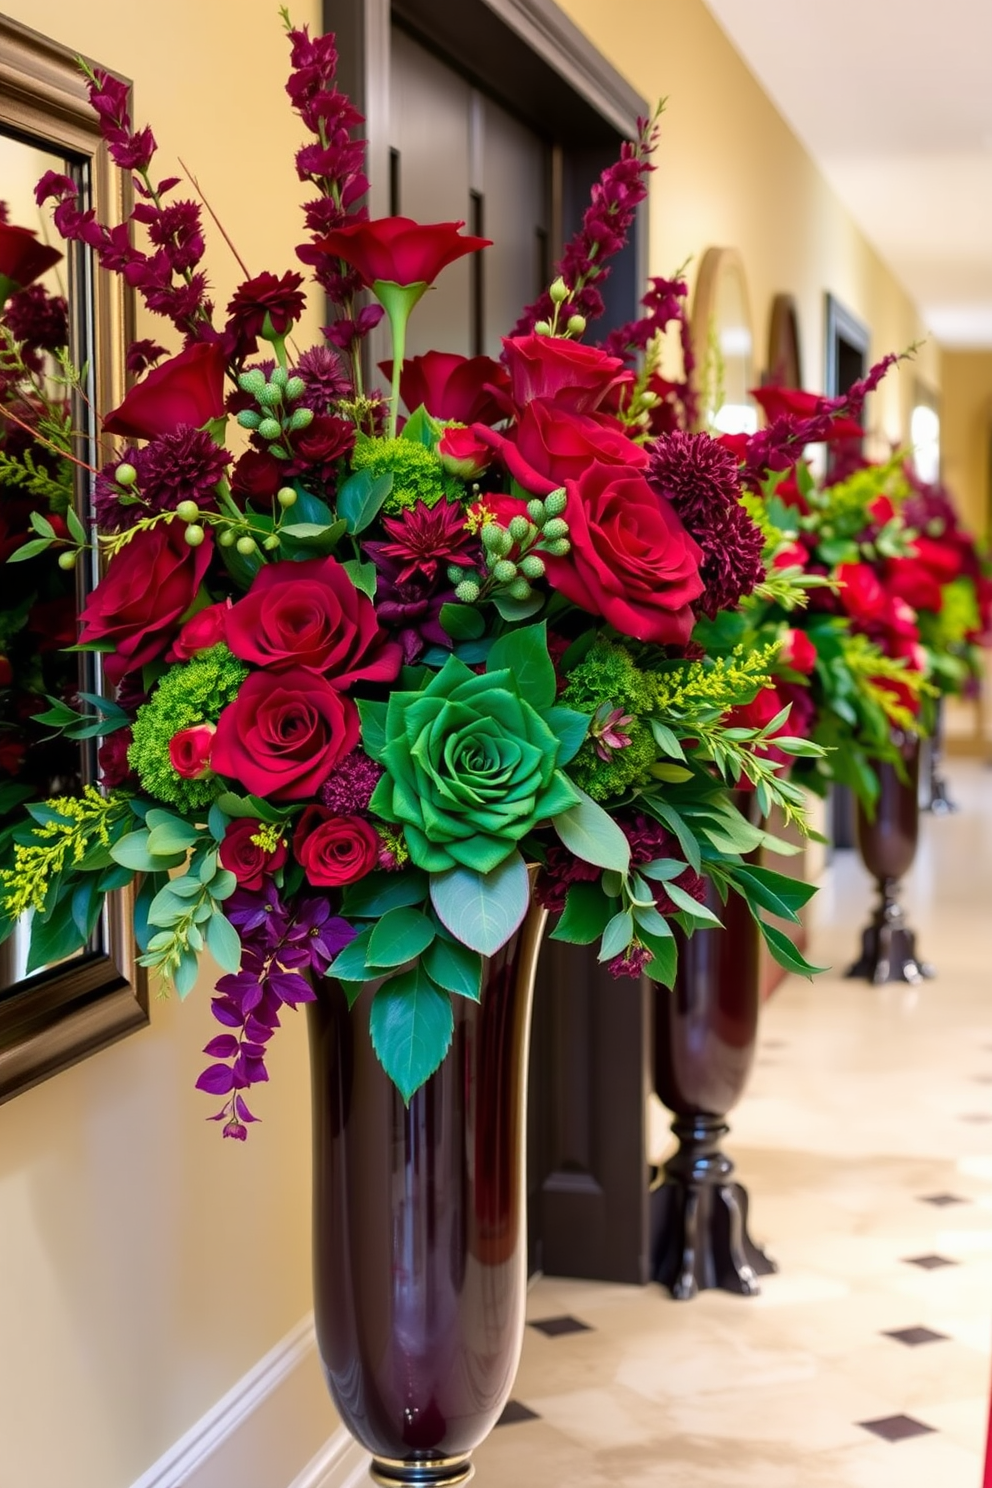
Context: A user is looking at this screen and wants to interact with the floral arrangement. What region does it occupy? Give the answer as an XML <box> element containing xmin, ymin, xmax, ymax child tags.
<box><xmin>0</xmin><ymin>20</ymin><xmax>834</xmax><ymax>1134</ymax></box>
<box><xmin>0</xmin><ymin>209</ymin><xmax>84</xmax><ymax>863</ymax></box>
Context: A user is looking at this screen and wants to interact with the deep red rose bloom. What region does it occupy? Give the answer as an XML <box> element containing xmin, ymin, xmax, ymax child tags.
<box><xmin>437</xmin><ymin>424</ymin><xmax>493</xmax><ymax>479</ymax></box>
<box><xmin>103</xmin><ymin>342</ymin><xmax>227</xmax><ymax>440</ymax></box>
<box><xmin>867</xmin><ymin>493</ymin><xmax>896</xmax><ymax>526</ymax></box>
<box><xmin>912</xmin><ymin>535</ymin><xmax>962</xmax><ymax>584</ymax></box>
<box><xmin>0</xmin><ymin>223</ymin><xmax>62</xmax><ymax>292</ymax></box>
<box><xmin>488</xmin><ymin>398</ymin><xmax>647</xmax><ymax>494</ymax></box>
<box><xmin>501</xmin><ymin>335</ymin><xmax>627</xmax><ymax>415</ymax></box>
<box><xmin>316</xmin><ymin>216</ymin><xmax>490</xmax><ymax>287</ymax></box>
<box><xmin>495</xmin><ymin>462</ymin><xmax>703</xmax><ymax>645</ymax></box>
<box><xmin>225</xmin><ymin>555</ymin><xmax>402</xmax><ymax>687</ymax></box>
<box><xmin>231</xmin><ymin>449</ymin><xmax>284</xmax><ymax>503</ymax></box>
<box><xmin>885</xmin><ymin>556</ymin><xmax>943</xmax><ymax>614</ymax></box>
<box><xmin>836</xmin><ymin>562</ymin><xmax>888</xmax><ymax>625</ymax></box>
<box><xmin>225</xmin><ymin>270</ymin><xmax>306</xmax><ymax>355</ymax></box>
<box><xmin>773</xmin><ymin>539</ymin><xmax>809</xmax><ymax>571</ymax></box>
<box><xmin>219</xmin><ymin>817</ymin><xmax>288</xmax><ymax>889</ymax></box>
<box><xmin>751</xmin><ymin>384</ymin><xmax>863</xmax><ymax>441</ymax></box>
<box><xmin>169</xmin><ymin>723</ymin><xmax>216</xmax><ymax>779</ymax></box>
<box><xmin>78</xmin><ymin>522</ymin><xmax>213</xmax><ymax>686</ymax></box>
<box><xmin>779</xmin><ymin>627</ymin><xmax>817</xmax><ymax>675</ymax></box>
<box><xmin>293</xmin><ymin>806</ymin><xmax>380</xmax><ymax>888</ymax></box>
<box><xmin>167</xmin><ymin>600</ymin><xmax>231</xmax><ymax>661</ymax></box>
<box><xmin>212</xmin><ymin>668</ymin><xmax>359</xmax><ymax>802</ymax></box>
<box><xmin>285</xmin><ymin>412</ymin><xmax>354</xmax><ymax>474</ymax></box>
<box><xmin>380</xmin><ymin>351</ymin><xmax>510</xmax><ymax>425</ymax></box>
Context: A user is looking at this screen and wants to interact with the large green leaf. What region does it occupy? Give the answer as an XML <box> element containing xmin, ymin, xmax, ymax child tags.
<box><xmin>367</xmin><ymin>906</ymin><xmax>436</xmax><ymax>968</ymax></box>
<box><xmin>328</xmin><ymin>927</ymin><xmax>375</xmax><ymax>983</ymax></box>
<box><xmin>486</xmin><ymin>623</ymin><xmax>556</xmax><ymax>710</ymax></box>
<box><xmin>422</xmin><ymin>936</ymin><xmax>482</xmax><ymax>1000</ymax></box>
<box><xmin>439</xmin><ymin>603</ymin><xmax>485</xmax><ymax>641</ymax></box>
<box><xmin>542</xmin><ymin>706</ymin><xmax>590</xmax><ymax>765</ymax></box>
<box><xmin>206</xmin><ymin>910</ymin><xmax>242</xmax><ymax>973</ymax></box>
<box><xmin>730</xmin><ymin>864</ymin><xmax>817</xmax><ymax>923</ymax></box>
<box><xmin>337</xmin><ymin>469</ymin><xmax>393</xmax><ymax>534</ymax></box>
<box><xmin>639</xmin><ymin>928</ymin><xmax>678</xmax><ymax>986</ymax></box>
<box><xmin>429</xmin><ymin>851</ymin><xmax>530</xmax><ymax>956</ymax></box>
<box><xmin>369</xmin><ymin>966</ymin><xmax>454</xmax><ymax>1102</ymax></box>
<box><xmin>342</xmin><ymin>869</ymin><xmax>429</xmax><ymax>918</ymax></box>
<box><xmin>758</xmin><ymin>918</ymin><xmax>828</xmax><ymax>978</ymax></box>
<box><xmin>552</xmin><ymin>787</ymin><xmax>630</xmax><ymax>874</ymax></box>
<box><xmin>549</xmin><ymin>880</ymin><xmax>614</xmax><ymax>944</ymax></box>
<box><xmin>597</xmin><ymin>909</ymin><xmax>633</xmax><ymax>962</ymax></box>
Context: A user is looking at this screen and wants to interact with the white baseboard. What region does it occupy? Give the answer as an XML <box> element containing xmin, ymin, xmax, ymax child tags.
<box><xmin>128</xmin><ymin>1313</ymin><xmax>369</xmax><ymax>1488</ymax></box>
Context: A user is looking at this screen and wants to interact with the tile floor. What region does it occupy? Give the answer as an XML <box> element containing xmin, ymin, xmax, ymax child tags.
<box><xmin>473</xmin><ymin>759</ymin><xmax>992</xmax><ymax>1486</ymax></box>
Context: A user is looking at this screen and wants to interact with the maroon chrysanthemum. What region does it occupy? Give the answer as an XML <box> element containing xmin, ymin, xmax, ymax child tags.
<box><xmin>648</xmin><ymin>431</ymin><xmax>765</xmax><ymax>618</ymax></box>
<box><xmin>293</xmin><ymin>344</ymin><xmax>351</xmax><ymax>411</ymax></box>
<box><xmin>94</xmin><ymin>428</ymin><xmax>230</xmax><ymax>532</ymax></box>
<box><xmin>535</xmin><ymin>844</ymin><xmax>601</xmax><ymax>916</ymax></box>
<box><xmin>318</xmin><ymin>748</ymin><xmax>384</xmax><ymax>814</ymax></box>
<box><xmin>366</xmin><ymin>499</ymin><xmax>475</xmax><ymax>586</ymax></box>
<box><xmin>5</xmin><ymin>284</ymin><xmax>68</xmax><ymax>352</ymax></box>
<box><xmin>226</xmin><ymin>270</ymin><xmax>307</xmax><ymax>356</ymax></box>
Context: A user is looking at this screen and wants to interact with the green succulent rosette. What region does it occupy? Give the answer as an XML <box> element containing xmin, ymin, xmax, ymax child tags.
<box><xmin>368</xmin><ymin>647</ymin><xmax>581</xmax><ymax>873</ymax></box>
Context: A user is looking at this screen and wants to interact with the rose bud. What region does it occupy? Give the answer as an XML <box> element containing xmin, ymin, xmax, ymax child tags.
<box><xmin>167</xmin><ymin>600</ymin><xmax>232</xmax><ymax>662</ymax></box>
<box><xmin>169</xmin><ymin>723</ymin><xmax>216</xmax><ymax>780</ymax></box>
<box><xmin>779</xmin><ymin>628</ymin><xmax>817</xmax><ymax>674</ymax></box>
<box><xmin>438</xmin><ymin>424</ymin><xmax>493</xmax><ymax>479</ymax></box>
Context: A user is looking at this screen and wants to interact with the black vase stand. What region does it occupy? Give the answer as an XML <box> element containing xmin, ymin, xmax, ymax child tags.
<box><xmin>846</xmin><ymin>879</ymin><xmax>934</xmax><ymax>985</ymax></box>
<box><xmin>649</xmin><ymin>1114</ymin><xmax>776</xmax><ymax>1300</ymax></box>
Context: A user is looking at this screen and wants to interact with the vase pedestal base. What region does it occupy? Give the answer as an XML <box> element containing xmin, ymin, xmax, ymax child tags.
<box><xmin>846</xmin><ymin>885</ymin><xmax>934</xmax><ymax>985</ymax></box>
<box><xmin>926</xmin><ymin>773</ymin><xmax>957</xmax><ymax>816</ymax></box>
<box><xmin>649</xmin><ymin>1115</ymin><xmax>776</xmax><ymax>1300</ymax></box>
<box><xmin>370</xmin><ymin>1455</ymin><xmax>474</xmax><ymax>1486</ymax></box>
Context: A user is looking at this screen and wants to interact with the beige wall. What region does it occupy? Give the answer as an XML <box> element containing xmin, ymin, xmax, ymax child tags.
<box><xmin>0</xmin><ymin>4</ymin><xmax>337</xmax><ymax>1488</ymax></box>
<box><xmin>558</xmin><ymin>0</ymin><xmax>941</xmax><ymax>449</ymax></box>
<box><xmin>941</xmin><ymin>352</ymin><xmax>992</xmax><ymax>538</ymax></box>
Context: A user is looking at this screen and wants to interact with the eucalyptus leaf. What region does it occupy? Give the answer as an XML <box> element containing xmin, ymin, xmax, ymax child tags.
<box><xmin>429</xmin><ymin>851</ymin><xmax>530</xmax><ymax>956</ymax></box>
<box><xmin>206</xmin><ymin>910</ymin><xmax>242</xmax><ymax>973</ymax></box>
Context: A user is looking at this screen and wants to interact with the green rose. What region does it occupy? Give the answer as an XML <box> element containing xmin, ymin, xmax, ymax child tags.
<box><xmin>369</xmin><ymin>655</ymin><xmax>580</xmax><ymax>874</ymax></box>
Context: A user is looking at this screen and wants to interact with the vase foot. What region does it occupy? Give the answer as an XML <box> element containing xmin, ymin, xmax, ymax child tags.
<box><xmin>370</xmin><ymin>1455</ymin><xmax>474</xmax><ymax>1486</ymax></box>
<box><xmin>846</xmin><ymin>922</ymin><xmax>934</xmax><ymax>985</ymax></box>
<box><xmin>926</xmin><ymin>775</ymin><xmax>957</xmax><ymax>815</ymax></box>
<box><xmin>650</xmin><ymin>1117</ymin><xmax>775</xmax><ymax>1299</ymax></box>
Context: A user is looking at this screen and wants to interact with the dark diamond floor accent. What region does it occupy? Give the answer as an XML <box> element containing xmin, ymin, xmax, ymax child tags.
<box><xmin>528</xmin><ymin>1314</ymin><xmax>593</xmax><ymax>1338</ymax></box>
<box><xmin>858</xmin><ymin>1414</ymin><xmax>937</xmax><ymax>1443</ymax></box>
<box><xmin>883</xmin><ymin>1326</ymin><xmax>949</xmax><ymax>1346</ymax></box>
<box><xmin>919</xmin><ymin>1193</ymin><xmax>968</xmax><ymax>1207</ymax></box>
<box><xmin>903</xmin><ymin>1254</ymin><xmax>958</xmax><ymax>1270</ymax></box>
<box><xmin>496</xmin><ymin>1400</ymin><xmax>540</xmax><ymax>1427</ymax></box>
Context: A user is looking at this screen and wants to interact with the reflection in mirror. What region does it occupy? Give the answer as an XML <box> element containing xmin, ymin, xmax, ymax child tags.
<box><xmin>691</xmin><ymin>247</ymin><xmax>757</xmax><ymax>436</ymax></box>
<box><xmin>0</xmin><ymin>136</ymin><xmax>88</xmax><ymax>989</ymax></box>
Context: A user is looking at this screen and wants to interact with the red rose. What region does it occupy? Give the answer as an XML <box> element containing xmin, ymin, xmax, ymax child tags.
<box><xmin>779</xmin><ymin>628</ymin><xmax>817</xmax><ymax>674</ymax></box>
<box><xmin>169</xmin><ymin>723</ymin><xmax>216</xmax><ymax>779</ymax></box>
<box><xmin>773</xmin><ymin>539</ymin><xmax>809</xmax><ymax>571</ymax></box>
<box><xmin>501</xmin><ymin>335</ymin><xmax>626</xmax><ymax>414</ymax></box>
<box><xmin>103</xmin><ymin>342</ymin><xmax>227</xmax><ymax>440</ymax></box>
<box><xmin>438</xmin><ymin>425</ymin><xmax>493</xmax><ymax>479</ymax></box>
<box><xmin>167</xmin><ymin>600</ymin><xmax>231</xmax><ymax>661</ymax></box>
<box><xmin>912</xmin><ymin>535</ymin><xmax>962</xmax><ymax>584</ymax></box>
<box><xmin>231</xmin><ymin>449</ymin><xmax>284</xmax><ymax>503</ymax></box>
<box><xmin>867</xmin><ymin>493</ymin><xmax>896</xmax><ymax>525</ymax></box>
<box><xmin>836</xmin><ymin>562</ymin><xmax>888</xmax><ymax>625</ymax></box>
<box><xmin>293</xmin><ymin>806</ymin><xmax>379</xmax><ymax>888</ymax></box>
<box><xmin>98</xmin><ymin>729</ymin><xmax>134</xmax><ymax>788</ymax></box>
<box><xmin>219</xmin><ymin>817</ymin><xmax>288</xmax><ymax>889</ymax></box>
<box><xmin>316</xmin><ymin>217</ymin><xmax>490</xmax><ymax>288</ymax></box>
<box><xmin>382</xmin><ymin>351</ymin><xmax>510</xmax><ymax>425</ymax></box>
<box><xmin>78</xmin><ymin>521</ymin><xmax>213</xmax><ymax>686</ymax></box>
<box><xmin>885</xmin><ymin>556</ymin><xmax>943</xmax><ymax>614</ymax></box>
<box><xmin>212</xmin><ymin>669</ymin><xmax>359</xmax><ymax>801</ymax></box>
<box><xmin>497</xmin><ymin>398</ymin><xmax>648</xmax><ymax>493</ymax></box>
<box><xmin>225</xmin><ymin>555</ymin><xmax>402</xmax><ymax>687</ymax></box>
<box><xmin>0</xmin><ymin>222</ymin><xmax>62</xmax><ymax>294</ymax></box>
<box><xmin>285</xmin><ymin>413</ymin><xmax>354</xmax><ymax>474</ymax></box>
<box><xmin>495</xmin><ymin>462</ymin><xmax>703</xmax><ymax>645</ymax></box>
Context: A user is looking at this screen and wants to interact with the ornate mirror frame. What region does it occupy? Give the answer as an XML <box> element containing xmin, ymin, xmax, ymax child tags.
<box><xmin>0</xmin><ymin>16</ymin><xmax>145</xmax><ymax>1102</ymax></box>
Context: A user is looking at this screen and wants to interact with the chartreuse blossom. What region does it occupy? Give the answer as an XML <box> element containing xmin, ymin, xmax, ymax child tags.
<box><xmin>0</xmin><ymin>786</ymin><xmax>128</xmax><ymax>918</ymax></box>
<box><xmin>562</xmin><ymin>639</ymin><xmax>658</xmax><ymax>801</ymax></box>
<box><xmin>351</xmin><ymin>434</ymin><xmax>459</xmax><ymax>513</ymax></box>
<box><xmin>129</xmin><ymin>644</ymin><xmax>248</xmax><ymax>812</ymax></box>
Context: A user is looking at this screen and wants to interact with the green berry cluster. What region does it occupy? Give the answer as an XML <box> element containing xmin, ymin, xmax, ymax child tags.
<box><xmin>533</xmin><ymin>277</ymin><xmax>587</xmax><ymax>339</ymax></box>
<box><xmin>448</xmin><ymin>489</ymin><xmax>570</xmax><ymax>605</ymax></box>
<box><xmin>235</xmin><ymin>366</ymin><xmax>314</xmax><ymax>459</ymax></box>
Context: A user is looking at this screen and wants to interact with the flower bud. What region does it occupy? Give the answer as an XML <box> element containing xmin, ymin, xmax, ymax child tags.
<box><xmin>285</xmin><ymin>376</ymin><xmax>305</xmax><ymax>401</ymax></box>
<box><xmin>277</xmin><ymin>486</ymin><xmax>298</xmax><ymax>508</ymax></box>
<box><xmin>534</xmin><ymin>320</ymin><xmax>552</xmax><ymax>336</ymax></box>
<box><xmin>270</xmin><ymin>366</ymin><xmax>289</xmax><ymax>388</ymax></box>
<box><xmin>218</xmin><ymin>528</ymin><xmax>237</xmax><ymax>548</ymax></box>
<box><xmin>481</xmin><ymin>524</ymin><xmax>504</xmax><ymax>552</ymax></box>
<box><xmin>237</xmin><ymin>410</ymin><xmax>262</xmax><ymax>431</ymax></box>
<box><xmin>263</xmin><ymin>533</ymin><xmax>281</xmax><ymax>551</ymax></box>
<box><xmin>508</xmin><ymin>515</ymin><xmax>531</xmax><ymax>543</ymax></box>
<box><xmin>493</xmin><ymin>559</ymin><xmax>518</xmax><ymax>584</ymax></box>
<box><xmin>175</xmin><ymin>500</ymin><xmax>199</xmax><ymax>522</ymax></box>
<box><xmin>526</xmin><ymin>500</ymin><xmax>546</xmax><ymax>525</ymax></box>
<box><xmin>289</xmin><ymin>406</ymin><xmax>315</xmax><ymax>431</ymax></box>
<box><xmin>543</xmin><ymin>517</ymin><xmax>569</xmax><ymax>540</ymax></box>
<box><xmin>508</xmin><ymin>577</ymin><xmax>532</xmax><ymax>600</ymax></box>
<box><xmin>184</xmin><ymin>524</ymin><xmax>206</xmax><ymax>547</ymax></box>
<box><xmin>115</xmin><ymin>462</ymin><xmax>137</xmax><ymax>487</ymax></box>
<box><xmin>236</xmin><ymin>535</ymin><xmax>257</xmax><ymax>556</ymax></box>
<box><xmin>519</xmin><ymin>554</ymin><xmax>545</xmax><ymax>579</ymax></box>
<box><xmin>57</xmin><ymin>550</ymin><xmax>77</xmax><ymax>571</ymax></box>
<box><xmin>549</xmin><ymin>276</ymin><xmax>569</xmax><ymax>305</ymax></box>
<box><xmin>169</xmin><ymin>722</ymin><xmax>216</xmax><ymax>781</ymax></box>
<box><xmin>454</xmin><ymin>580</ymin><xmax>481</xmax><ymax>603</ymax></box>
<box><xmin>544</xmin><ymin>489</ymin><xmax>567</xmax><ymax>516</ymax></box>
<box><xmin>566</xmin><ymin>314</ymin><xmax>586</xmax><ymax>336</ymax></box>
<box><xmin>447</xmin><ymin>565</ymin><xmax>467</xmax><ymax>585</ymax></box>
<box><xmin>257</xmin><ymin>384</ymin><xmax>282</xmax><ymax>407</ymax></box>
<box><xmin>238</xmin><ymin>368</ymin><xmax>266</xmax><ymax>395</ymax></box>
<box><xmin>257</xmin><ymin>418</ymin><xmax>282</xmax><ymax>441</ymax></box>
<box><xmin>546</xmin><ymin>538</ymin><xmax>571</xmax><ymax>557</ymax></box>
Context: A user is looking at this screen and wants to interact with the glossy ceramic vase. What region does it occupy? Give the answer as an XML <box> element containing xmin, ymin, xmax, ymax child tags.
<box><xmin>650</xmin><ymin>796</ymin><xmax>775</xmax><ymax>1300</ymax></box>
<box><xmin>847</xmin><ymin>732</ymin><xmax>934</xmax><ymax>984</ymax></box>
<box><xmin>307</xmin><ymin>900</ymin><xmax>547</xmax><ymax>1486</ymax></box>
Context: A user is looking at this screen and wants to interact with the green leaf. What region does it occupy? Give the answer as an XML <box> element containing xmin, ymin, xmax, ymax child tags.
<box><xmin>640</xmin><ymin>929</ymin><xmax>678</xmax><ymax>985</ymax></box>
<box><xmin>110</xmin><ymin>831</ymin><xmax>168</xmax><ymax>873</ymax></box>
<box><xmin>8</xmin><ymin>537</ymin><xmax>54</xmax><ymax>563</ymax></box>
<box><xmin>328</xmin><ymin>927</ymin><xmax>375</xmax><ymax>983</ymax></box>
<box><xmin>665</xmin><ymin>881</ymin><xmax>722</xmax><ymax>925</ymax></box>
<box><xmin>26</xmin><ymin>894</ymin><xmax>86</xmax><ymax>973</ymax></box>
<box><xmin>598</xmin><ymin>909</ymin><xmax>633</xmax><ymax>962</ymax></box>
<box><xmin>400</xmin><ymin>405</ymin><xmax>442</xmax><ymax>449</ymax></box>
<box><xmin>133</xmin><ymin>872</ymin><xmax>168</xmax><ymax>953</ymax></box>
<box><xmin>173</xmin><ymin>950</ymin><xmax>199</xmax><ymax>999</ymax></box>
<box><xmin>549</xmin><ymin>880</ymin><xmax>614</xmax><ymax>944</ymax></box>
<box><xmin>647</xmin><ymin>803</ymin><xmax>702</xmax><ymax>874</ymax></box>
<box><xmin>342</xmin><ymin>869</ymin><xmax>429</xmax><ymax>918</ymax></box>
<box><xmin>439</xmin><ymin>602</ymin><xmax>486</xmax><ymax>641</ymax></box>
<box><xmin>207</xmin><ymin>869</ymin><xmax>238</xmax><ymax>901</ymax></box>
<box><xmin>66</xmin><ymin>506</ymin><xmax>87</xmax><ymax>545</ymax></box>
<box><xmin>553</xmin><ymin>787</ymin><xmax>631</xmax><ymax>874</ymax></box>
<box><xmin>369</xmin><ymin>966</ymin><xmax>453</xmax><ymax>1103</ymax></box>
<box><xmin>542</xmin><ymin>706</ymin><xmax>589</xmax><ymax>765</ymax></box>
<box><xmin>429</xmin><ymin>851</ymin><xmax>530</xmax><ymax>956</ymax></box>
<box><xmin>212</xmin><ymin>792</ymin><xmax>289</xmax><ymax>825</ymax></box>
<box><xmin>491</xmin><ymin>590</ymin><xmax>544</xmax><ymax>623</ymax></box>
<box><xmin>639</xmin><ymin>858</ymin><xmax>689</xmax><ymax>883</ymax></box>
<box><xmin>758</xmin><ymin>918</ymin><xmax>828</xmax><ymax>979</ymax></box>
<box><xmin>356</xmin><ymin>699</ymin><xmax>388</xmax><ymax>761</ymax></box>
<box><xmin>30</xmin><ymin>510</ymin><xmax>56</xmax><ymax>539</ymax></box>
<box><xmin>367</xmin><ymin>906</ymin><xmax>436</xmax><ymax>968</ymax></box>
<box><xmin>337</xmin><ymin>469</ymin><xmax>393</xmax><ymax>534</ymax></box>
<box><xmin>146</xmin><ymin>814</ymin><xmax>201</xmax><ymax>856</ymax></box>
<box><xmin>486</xmin><ymin>622</ymin><xmax>556</xmax><ymax>710</ymax></box>
<box><xmin>342</xmin><ymin>558</ymin><xmax>377</xmax><ymax>598</ymax></box>
<box><xmin>648</xmin><ymin>719</ymin><xmax>687</xmax><ymax>761</ymax></box>
<box><xmin>632</xmin><ymin>902</ymin><xmax>674</xmax><ymax>939</ymax></box>
<box><xmin>206</xmin><ymin>910</ymin><xmax>242</xmax><ymax>973</ymax></box>
<box><xmin>730</xmin><ymin>864</ymin><xmax>817</xmax><ymax>923</ymax></box>
<box><xmin>422</xmin><ymin>936</ymin><xmax>482</xmax><ymax>1000</ymax></box>
<box><xmin>278</xmin><ymin>517</ymin><xmax>348</xmax><ymax>559</ymax></box>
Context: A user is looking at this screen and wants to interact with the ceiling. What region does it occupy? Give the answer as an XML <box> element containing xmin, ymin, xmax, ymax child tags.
<box><xmin>701</xmin><ymin>0</ymin><xmax>992</xmax><ymax>349</ymax></box>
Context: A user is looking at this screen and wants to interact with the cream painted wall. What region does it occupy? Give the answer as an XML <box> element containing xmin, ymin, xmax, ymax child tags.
<box><xmin>557</xmin><ymin>0</ymin><xmax>941</xmax><ymax>449</ymax></box>
<box><xmin>0</xmin><ymin>4</ymin><xmax>338</xmax><ymax>1487</ymax></box>
<box><xmin>942</xmin><ymin>352</ymin><xmax>992</xmax><ymax>538</ymax></box>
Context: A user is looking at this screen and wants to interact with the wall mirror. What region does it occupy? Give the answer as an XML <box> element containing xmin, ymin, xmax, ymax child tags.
<box><xmin>0</xmin><ymin>16</ymin><xmax>145</xmax><ymax>1102</ymax></box>
<box><xmin>764</xmin><ymin>292</ymin><xmax>803</xmax><ymax>390</ymax></box>
<box><xmin>691</xmin><ymin>246</ymin><xmax>757</xmax><ymax>436</ymax></box>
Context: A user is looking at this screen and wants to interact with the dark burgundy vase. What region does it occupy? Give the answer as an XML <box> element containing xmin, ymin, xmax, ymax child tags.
<box><xmin>847</xmin><ymin>731</ymin><xmax>933</xmax><ymax>984</ymax></box>
<box><xmin>650</xmin><ymin>795</ymin><xmax>775</xmax><ymax>1299</ymax></box>
<box><xmin>307</xmin><ymin>901</ymin><xmax>547</xmax><ymax>1487</ymax></box>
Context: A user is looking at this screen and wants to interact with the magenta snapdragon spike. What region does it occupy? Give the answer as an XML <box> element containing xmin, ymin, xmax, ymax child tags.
<box><xmin>509</xmin><ymin>110</ymin><xmax>661</xmax><ymax>338</ymax></box>
<box><xmin>601</xmin><ymin>272</ymin><xmax>698</xmax><ymax>430</ymax></box>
